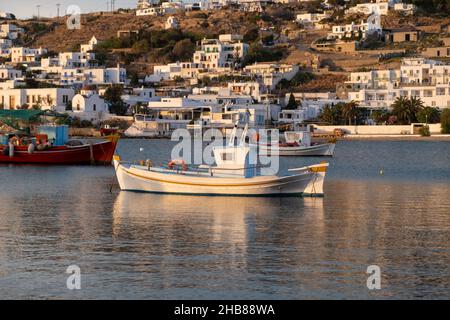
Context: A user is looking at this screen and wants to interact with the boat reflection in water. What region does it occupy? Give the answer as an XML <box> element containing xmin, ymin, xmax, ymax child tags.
<box><xmin>111</xmin><ymin>191</ymin><xmax>325</xmax><ymax>298</ymax></box>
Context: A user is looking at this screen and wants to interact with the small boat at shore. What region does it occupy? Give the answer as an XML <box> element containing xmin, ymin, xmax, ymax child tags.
<box><xmin>0</xmin><ymin>127</ymin><xmax>118</xmax><ymax>165</ymax></box>
<box><xmin>0</xmin><ymin>110</ymin><xmax>118</xmax><ymax>165</ymax></box>
<box><xmin>255</xmin><ymin>131</ymin><xmax>336</xmax><ymax>157</ymax></box>
<box><xmin>113</xmin><ymin>125</ymin><xmax>329</xmax><ymax>197</ymax></box>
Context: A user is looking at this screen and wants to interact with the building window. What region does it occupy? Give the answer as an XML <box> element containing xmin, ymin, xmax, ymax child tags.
<box><xmin>93</xmin><ymin>104</ymin><xmax>96</xmax><ymax>111</ymax></box>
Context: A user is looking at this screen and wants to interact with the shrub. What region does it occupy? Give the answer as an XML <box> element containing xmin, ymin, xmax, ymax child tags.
<box><xmin>419</xmin><ymin>125</ymin><xmax>431</xmax><ymax>137</ymax></box>
<box><xmin>441</xmin><ymin>109</ymin><xmax>450</xmax><ymax>134</ymax></box>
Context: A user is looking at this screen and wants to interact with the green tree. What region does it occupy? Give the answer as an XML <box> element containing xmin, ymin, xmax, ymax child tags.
<box><xmin>285</xmin><ymin>93</ymin><xmax>298</xmax><ymax>110</ymax></box>
<box><xmin>371</xmin><ymin>109</ymin><xmax>390</xmax><ymax>124</ymax></box>
<box><xmin>104</xmin><ymin>85</ymin><xmax>127</xmax><ymax>115</ymax></box>
<box><xmin>416</xmin><ymin>107</ymin><xmax>441</xmax><ymax>124</ymax></box>
<box><xmin>319</xmin><ymin>104</ymin><xmax>344</xmax><ymax>125</ymax></box>
<box><xmin>391</xmin><ymin>96</ymin><xmax>424</xmax><ymax>125</ymax></box>
<box><xmin>441</xmin><ymin>109</ymin><xmax>450</xmax><ymax>134</ymax></box>
<box><xmin>341</xmin><ymin>101</ymin><xmax>360</xmax><ymax>125</ymax></box>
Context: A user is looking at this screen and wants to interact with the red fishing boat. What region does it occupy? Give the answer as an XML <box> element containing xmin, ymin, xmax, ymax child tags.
<box><xmin>0</xmin><ymin>136</ymin><xmax>119</xmax><ymax>165</ymax></box>
<box><xmin>0</xmin><ymin>110</ymin><xmax>119</xmax><ymax>165</ymax></box>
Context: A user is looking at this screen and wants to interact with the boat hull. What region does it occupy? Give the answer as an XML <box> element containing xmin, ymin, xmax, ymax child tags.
<box><xmin>0</xmin><ymin>139</ymin><xmax>118</xmax><ymax>165</ymax></box>
<box><xmin>113</xmin><ymin>159</ymin><xmax>328</xmax><ymax>197</ymax></box>
<box><xmin>258</xmin><ymin>143</ymin><xmax>335</xmax><ymax>156</ymax></box>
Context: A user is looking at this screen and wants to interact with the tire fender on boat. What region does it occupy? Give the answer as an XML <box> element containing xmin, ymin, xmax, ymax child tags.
<box><xmin>168</xmin><ymin>159</ymin><xmax>188</xmax><ymax>171</ymax></box>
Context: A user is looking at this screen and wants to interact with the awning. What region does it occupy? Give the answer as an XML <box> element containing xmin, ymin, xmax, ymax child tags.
<box><xmin>0</xmin><ymin>110</ymin><xmax>46</xmax><ymax>121</ymax></box>
<box><xmin>0</xmin><ymin>110</ymin><xmax>63</xmax><ymax>121</ymax></box>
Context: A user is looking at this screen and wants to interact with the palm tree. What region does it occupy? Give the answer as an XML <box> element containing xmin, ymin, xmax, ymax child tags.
<box><xmin>341</xmin><ymin>101</ymin><xmax>360</xmax><ymax>125</ymax></box>
<box><xmin>319</xmin><ymin>104</ymin><xmax>343</xmax><ymax>125</ymax></box>
<box><xmin>391</xmin><ymin>96</ymin><xmax>424</xmax><ymax>125</ymax></box>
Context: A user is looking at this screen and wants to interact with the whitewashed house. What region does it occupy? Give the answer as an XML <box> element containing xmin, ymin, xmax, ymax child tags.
<box><xmin>60</xmin><ymin>66</ymin><xmax>127</xmax><ymax>85</ymax></box>
<box><xmin>165</xmin><ymin>16</ymin><xmax>179</xmax><ymax>30</ymax></box>
<box><xmin>0</xmin><ymin>88</ymin><xmax>74</xmax><ymax>110</ymax></box>
<box><xmin>393</xmin><ymin>3</ymin><xmax>416</xmax><ymax>15</ymax></box>
<box><xmin>80</xmin><ymin>36</ymin><xmax>99</xmax><ymax>53</ymax></box>
<box><xmin>58</xmin><ymin>52</ymin><xmax>95</xmax><ymax>68</ymax></box>
<box><xmin>71</xmin><ymin>87</ymin><xmax>109</xmax><ymax>120</ymax></box>
<box><xmin>346</xmin><ymin>2</ymin><xmax>389</xmax><ymax>16</ymax></box>
<box><xmin>193</xmin><ymin>34</ymin><xmax>249</xmax><ymax>70</ymax></box>
<box><xmin>10</xmin><ymin>47</ymin><xmax>47</xmax><ymax>64</ymax></box>
<box><xmin>329</xmin><ymin>18</ymin><xmax>382</xmax><ymax>40</ymax></box>
<box><xmin>122</xmin><ymin>87</ymin><xmax>158</xmax><ymax>107</ymax></box>
<box><xmin>244</xmin><ymin>63</ymin><xmax>300</xmax><ymax>90</ymax></box>
<box><xmin>0</xmin><ymin>24</ymin><xmax>24</xmax><ymax>40</ymax></box>
<box><xmin>296</xmin><ymin>13</ymin><xmax>330</xmax><ymax>24</ymax></box>
<box><xmin>0</xmin><ymin>65</ymin><xmax>22</xmax><ymax>80</ymax></box>
<box><xmin>145</xmin><ymin>62</ymin><xmax>200</xmax><ymax>82</ymax></box>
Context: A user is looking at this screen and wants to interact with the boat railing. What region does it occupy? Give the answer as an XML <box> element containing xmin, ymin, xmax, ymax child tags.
<box><xmin>129</xmin><ymin>160</ymin><xmax>273</xmax><ymax>177</ymax></box>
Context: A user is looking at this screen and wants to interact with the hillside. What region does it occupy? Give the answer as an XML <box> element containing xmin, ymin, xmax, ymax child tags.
<box><xmin>29</xmin><ymin>10</ymin><xmax>269</xmax><ymax>52</ymax></box>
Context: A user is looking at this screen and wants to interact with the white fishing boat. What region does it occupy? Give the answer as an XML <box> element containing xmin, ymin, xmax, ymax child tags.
<box><xmin>256</xmin><ymin>131</ymin><xmax>336</xmax><ymax>157</ymax></box>
<box><xmin>124</xmin><ymin>114</ymin><xmax>171</xmax><ymax>138</ymax></box>
<box><xmin>113</xmin><ymin>125</ymin><xmax>329</xmax><ymax>197</ymax></box>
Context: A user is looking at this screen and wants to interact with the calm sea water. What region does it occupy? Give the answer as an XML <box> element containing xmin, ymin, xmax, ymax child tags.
<box><xmin>0</xmin><ymin>139</ymin><xmax>449</xmax><ymax>299</ymax></box>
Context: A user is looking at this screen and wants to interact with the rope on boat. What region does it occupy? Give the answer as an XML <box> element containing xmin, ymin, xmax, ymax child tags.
<box><xmin>89</xmin><ymin>142</ymin><xmax>95</xmax><ymax>165</ymax></box>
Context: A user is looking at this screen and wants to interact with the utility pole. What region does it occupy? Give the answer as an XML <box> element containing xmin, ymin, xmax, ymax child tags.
<box><xmin>106</xmin><ymin>0</ymin><xmax>109</xmax><ymax>12</ymax></box>
<box><xmin>111</xmin><ymin>0</ymin><xmax>115</xmax><ymax>12</ymax></box>
<box><xmin>36</xmin><ymin>5</ymin><xmax>41</xmax><ymax>20</ymax></box>
<box><xmin>56</xmin><ymin>3</ymin><xmax>60</xmax><ymax>18</ymax></box>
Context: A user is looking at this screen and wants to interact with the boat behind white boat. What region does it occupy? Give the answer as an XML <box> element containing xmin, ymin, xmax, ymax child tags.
<box><xmin>254</xmin><ymin>131</ymin><xmax>336</xmax><ymax>157</ymax></box>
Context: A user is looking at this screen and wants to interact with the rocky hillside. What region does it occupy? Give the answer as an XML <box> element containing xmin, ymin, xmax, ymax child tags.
<box><xmin>28</xmin><ymin>9</ymin><xmax>276</xmax><ymax>52</ymax></box>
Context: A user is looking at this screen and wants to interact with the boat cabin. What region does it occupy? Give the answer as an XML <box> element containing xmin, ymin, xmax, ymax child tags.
<box><xmin>284</xmin><ymin>131</ymin><xmax>312</xmax><ymax>147</ymax></box>
<box><xmin>212</xmin><ymin>145</ymin><xmax>257</xmax><ymax>178</ymax></box>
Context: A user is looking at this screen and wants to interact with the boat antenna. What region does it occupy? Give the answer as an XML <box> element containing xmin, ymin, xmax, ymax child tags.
<box><xmin>228</xmin><ymin>121</ymin><xmax>239</xmax><ymax>146</ymax></box>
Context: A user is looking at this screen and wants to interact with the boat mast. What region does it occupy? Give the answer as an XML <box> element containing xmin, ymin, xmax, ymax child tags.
<box><xmin>239</xmin><ymin>124</ymin><xmax>248</xmax><ymax>146</ymax></box>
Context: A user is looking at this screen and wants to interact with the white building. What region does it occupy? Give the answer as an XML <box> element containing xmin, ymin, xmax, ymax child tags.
<box><xmin>122</xmin><ymin>87</ymin><xmax>158</xmax><ymax>107</ymax></box>
<box><xmin>279</xmin><ymin>93</ymin><xmax>347</xmax><ymax>125</ymax></box>
<box><xmin>346</xmin><ymin>58</ymin><xmax>450</xmax><ymax>109</ymax></box>
<box><xmin>0</xmin><ymin>88</ymin><xmax>74</xmax><ymax>110</ymax></box>
<box><xmin>145</xmin><ymin>62</ymin><xmax>200</xmax><ymax>82</ymax></box>
<box><xmin>60</xmin><ymin>66</ymin><xmax>127</xmax><ymax>85</ymax></box>
<box><xmin>227</xmin><ymin>81</ymin><xmax>263</xmax><ymax>101</ymax></box>
<box><xmin>330</xmin><ymin>19</ymin><xmax>382</xmax><ymax>40</ymax></box>
<box><xmin>10</xmin><ymin>47</ymin><xmax>47</xmax><ymax>64</ymax></box>
<box><xmin>136</xmin><ymin>6</ymin><xmax>162</xmax><ymax>16</ymax></box>
<box><xmin>0</xmin><ymin>38</ymin><xmax>12</xmax><ymax>49</ymax></box>
<box><xmin>165</xmin><ymin>16</ymin><xmax>179</xmax><ymax>30</ymax></box>
<box><xmin>296</xmin><ymin>13</ymin><xmax>330</xmax><ymax>24</ymax></box>
<box><xmin>0</xmin><ymin>65</ymin><xmax>22</xmax><ymax>80</ymax></box>
<box><xmin>193</xmin><ymin>34</ymin><xmax>249</xmax><ymax>70</ymax></box>
<box><xmin>393</xmin><ymin>3</ymin><xmax>416</xmax><ymax>15</ymax></box>
<box><xmin>0</xmin><ymin>24</ymin><xmax>24</xmax><ymax>40</ymax></box>
<box><xmin>58</xmin><ymin>52</ymin><xmax>95</xmax><ymax>68</ymax></box>
<box><xmin>244</xmin><ymin>63</ymin><xmax>300</xmax><ymax>90</ymax></box>
<box><xmin>346</xmin><ymin>2</ymin><xmax>389</xmax><ymax>16</ymax></box>
<box><xmin>0</xmin><ymin>12</ymin><xmax>15</xmax><ymax>20</ymax></box>
<box><xmin>239</xmin><ymin>0</ymin><xmax>271</xmax><ymax>13</ymax></box>
<box><xmin>80</xmin><ymin>36</ymin><xmax>99</xmax><ymax>53</ymax></box>
<box><xmin>71</xmin><ymin>87</ymin><xmax>109</xmax><ymax>120</ymax></box>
